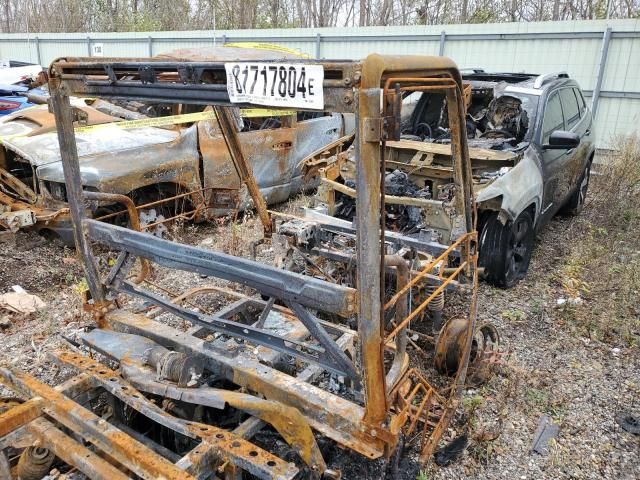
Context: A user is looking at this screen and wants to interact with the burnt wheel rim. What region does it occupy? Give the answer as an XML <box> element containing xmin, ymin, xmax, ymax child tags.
<box><xmin>505</xmin><ymin>216</ymin><xmax>533</xmax><ymax>282</ymax></box>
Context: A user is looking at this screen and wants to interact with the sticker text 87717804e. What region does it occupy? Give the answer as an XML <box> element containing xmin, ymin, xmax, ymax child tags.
<box><xmin>225</xmin><ymin>63</ymin><xmax>324</xmax><ymax>110</ymax></box>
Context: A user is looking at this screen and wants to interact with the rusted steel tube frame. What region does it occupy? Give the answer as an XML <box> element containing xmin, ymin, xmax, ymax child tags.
<box><xmin>419</xmin><ymin>264</ymin><xmax>478</xmax><ymax>462</ymax></box>
<box><xmin>0</xmin><ymin>399</ymin><xmax>42</xmax><ymax>437</ymax></box>
<box><xmin>386</xmin><ymin>256</ymin><xmax>469</xmax><ymax>341</ymax></box>
<box><xmin>398</xmin><ymin>85</ymin><xmax>456</xmax><ymax>92</ymax></box>
<box><xmin>378</xmin><ymin>71</ymin><xmax>480</xmax><ymax>460</ymax></box>
<box><xmin>26</xmin><ymin>418</ymin><xmax>132</xmax><ymax>480</ymax></box>
<box><xmin>2</xmin><ymin>359</ymin><xmax>296</xmax><ymax>479</ymax></box>
<box><xmin>385</xmin><ymin>232</ymin><xmax>469</xmax><ymax>310</ymax></box>
<box><xmin>355</xmin><ymin>56</ymin><xmax>472</xmax><ymax>426</ymax></box>
<box><xmin>84</xmin><ymin>190</ymin><xmax>150</xmax><ymax>284</ymax></box>
<box><xmin>51</xmin><ymin>350</ymin><xmax>302</xmax><ymax>479</ymax></box>
<box><xmin>0</xmin><ymin>367</ymin><xmax>196</xmax><ymax>480</ymax></box>
<box><xmin>213</xmin><ymin>106</ymin><xmax>272</xmax><ymax>237</ymax></box>
<box><xmin>0</xmin><ymin>417</ymin><xmax>133</xmax><ymax>480</ymax></box>
<box><xmin>48</xmin><ymin>77</ymin><xmax>105</xmax><ymax>302</ymax></box>
<box><xmin>445</xmin><ymin>84</ymin><xmax>476</xmax><ymax>235</ymax></box>
<box><xmin>94</xmin><ymin>187</ymin><xmax>211</xmax><ymax>222</ymax></box>
<box><xmin>0</xmin><ymin>374</ymin><xmax>100</xmax><ymax>453</ymax></box>
<box><xmin>46</xmin><ymin>54</ymin><xmax>475</xmax><ymax>463</ymax></box>
<box><xmin>384</xmin><ymin>255</ymin><xmax>409</xmax><ymax>392</ymax></box>
<box><xmin>383</xmin><ymin>77</ymin><xmax>455</xmax><ymax>87</ymax></box>
<box><xmin>355</xmin><ymin>85</ymin><xmax>387</xmax><ymax>424</ymax></box>
<box><xmin>384</xmin><ymin>74</ymin><xmax>475</xmax><ymax>233</ymax></box>
<box><xmin>381</xmin><ymin>76</ymin><xmax>471</xmax><ymax>311</ymax></box>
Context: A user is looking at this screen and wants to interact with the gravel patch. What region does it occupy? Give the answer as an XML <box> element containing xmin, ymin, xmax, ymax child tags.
<box><xmin>0</xmin><ymin>201</ymin><xmax>638</xmax><ymax>479</ymax></box>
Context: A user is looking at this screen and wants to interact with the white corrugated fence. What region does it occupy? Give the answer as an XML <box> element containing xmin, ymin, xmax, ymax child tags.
<box><xmin>0</xmin><ymin>19</ymin><xmax>638</xmax><ymax>148</ymax></box>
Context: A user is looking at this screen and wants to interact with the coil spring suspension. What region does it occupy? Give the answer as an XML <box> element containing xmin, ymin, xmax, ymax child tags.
<box><xmin>16</xmin><ymin>446</ymin><xmax>55</xmax><ymax>480</ymax></box>
<box><xmin>426</xmin><ymin>286</ymin><xmax>445</xmax><ymax>335</ymax></box>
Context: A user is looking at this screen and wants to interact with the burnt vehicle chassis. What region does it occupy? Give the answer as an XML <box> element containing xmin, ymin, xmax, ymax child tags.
<box><xmin>0</xmin><ymin>55</ymin><xmax>483</xmax><ymax>479</ymax></box>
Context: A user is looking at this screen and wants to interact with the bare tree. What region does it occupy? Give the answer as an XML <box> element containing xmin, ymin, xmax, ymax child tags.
<box><xmin>0</xmin><ymin>0</ymin><xmax>638</xmax><ymax>33</ymax></box>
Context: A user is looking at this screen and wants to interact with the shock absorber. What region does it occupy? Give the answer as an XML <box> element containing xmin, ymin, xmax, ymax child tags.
<box><xmin>145</xmin><ymin>346</ymin><xmax>202</xmax><ymax>387</ymax></box>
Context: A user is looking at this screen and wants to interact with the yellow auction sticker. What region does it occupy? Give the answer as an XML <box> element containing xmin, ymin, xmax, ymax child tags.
<box><xmin>73</xmin><ymin>110</ymin><xmax>218</xmax><ymax>133</ymax></box>
<box><xmin>73</xmin><ymin>108</ymin><xmax>295</xmax><ymax>133</ymax></box>
<box><xmin>224</xmin><ymin>42</ymin><xmax>310</xmax><ymax>58</ymax></box>
<box><xmin>0</xmin><ymin>107</ymin><xmax>295</xmax><ymax>143</ymax></box>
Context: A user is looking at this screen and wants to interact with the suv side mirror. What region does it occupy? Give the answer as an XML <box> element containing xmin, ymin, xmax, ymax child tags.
<box><xmin>543</xmin><ymin>130</ymin><xmax>580</xmax><ymax>150</ymax></box>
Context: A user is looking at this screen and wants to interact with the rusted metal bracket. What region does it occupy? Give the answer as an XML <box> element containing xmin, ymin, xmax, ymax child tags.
<box><xmin>213</xmin><ymin>106</ymin><xmax>272</xmax><ymax>237</ymax></box>
<box><xmin>0</xmin><ymin>364</ymin><xmax>300</xmax><ymax>480</ymax></box>
<box><xmin>363</xmin><ymin>117</ymin><xmax>384</xmax><ymax>142</ymax></box>
<box><xmin>0</xmin><ymin>168</ymin><xmax>38</xmax><ymax>204</ymax></box>
<box><xmin>117</xmin><ymin>279</ymin><xmax>357</xmax><ymax>380</ymax></box>
<box><xmin>362</xmin><ymin>115</ymin><xmax>400</xmax><ymax>142</ymax></box>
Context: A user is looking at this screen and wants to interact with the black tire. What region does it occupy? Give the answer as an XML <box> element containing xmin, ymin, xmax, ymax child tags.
<box><xmin>562</xmin><ymin>163</ymin><xmax>591</xmax><ymax>216</ymax></box>
<box><xmin>479</xmin><ymin>210</ymin><xmax>535</xmax><ymax>288</ymax></box>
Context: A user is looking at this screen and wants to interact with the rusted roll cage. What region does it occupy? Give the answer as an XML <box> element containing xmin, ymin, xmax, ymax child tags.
<box><xmin>0</xmin><ymin>54</ymin><xmax>478</xmax><ymax>479</ymax></box>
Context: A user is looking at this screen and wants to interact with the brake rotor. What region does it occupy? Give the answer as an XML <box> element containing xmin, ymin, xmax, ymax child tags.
<box><xmin>434</xmin><ymin>320</ymin><xmax>501</xmax><ymax>376</ymax></box>
<box><xmin>434</xmin><ymin>317</ymin><xmax>469</xmax><ymax>375</ymax></box>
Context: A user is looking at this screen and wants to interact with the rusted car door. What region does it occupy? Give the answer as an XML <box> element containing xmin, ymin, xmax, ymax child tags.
<box><xmin>198</xmin><ymin>113</ymin><xmax>296</xmax><ymax>215</ymax></box>
<box><xmin>199</xmin><ymin>112</ymin><xmax>345</xmax><ymax>216</ymax></box>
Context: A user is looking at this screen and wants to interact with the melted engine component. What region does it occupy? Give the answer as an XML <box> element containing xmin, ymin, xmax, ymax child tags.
<box><xmin>336</xmin><ymin>170</ymin><xmax>431</xmax><ymax>233</ymax></box>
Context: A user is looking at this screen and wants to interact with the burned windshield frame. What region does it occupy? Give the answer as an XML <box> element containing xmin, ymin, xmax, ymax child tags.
<box><xmin>500</xmin><ymin>91</ymin><xmax>540</xmax><ymax>142</ymax></box>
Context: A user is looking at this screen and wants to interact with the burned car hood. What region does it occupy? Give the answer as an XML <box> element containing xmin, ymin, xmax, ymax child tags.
<box><xmin>5</xmin><ymin>125</ymin><xmax>179</xmax><ymax>169</ymax></box>
<box><xmin>4</xmin><ymin>124</ymin><xmax>192</xmax><ymax>194</ymax></box>
<box><xmin>32</xmin><ymin>126</ymin><xmax>194</xmax><ymax>191</ymax></box>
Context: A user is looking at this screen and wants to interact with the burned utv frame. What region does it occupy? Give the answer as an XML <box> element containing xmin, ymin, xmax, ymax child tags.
<box><xmin>0</xmin><ymin>54</ymin><xmax>485</xmax><ymax>479</ymax></box>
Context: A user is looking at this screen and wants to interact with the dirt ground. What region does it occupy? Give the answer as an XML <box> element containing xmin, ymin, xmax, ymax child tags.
<box><xmin>0</xmin><ymin>181</ymin><xmax>638</xmax><ymax>479</ymax></box>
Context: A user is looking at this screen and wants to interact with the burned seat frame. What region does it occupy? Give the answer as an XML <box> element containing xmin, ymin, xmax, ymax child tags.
<box><xmin>0</xmin><ymin>54</ymin><xmax>478</xmax><ymax>479</ymax></box>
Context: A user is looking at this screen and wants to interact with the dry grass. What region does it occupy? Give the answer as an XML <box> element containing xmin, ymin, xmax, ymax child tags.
<box><xmin>556</xmin><ymin>136</ymin><xmax>640</xmax><ymax>346</ymax></box>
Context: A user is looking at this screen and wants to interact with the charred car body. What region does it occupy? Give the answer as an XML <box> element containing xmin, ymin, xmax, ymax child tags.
<box><xmin>0</xmin><ymin>53</ymin><xmax>497</xmax><ymax>479</ymax></box>
<box><xmin>0</xmin><ymin>47</ymin><xmax>353</xmax><ymax>241</ymax></box>
<box><xmin>314</xmin><ymin>70</ymin><xmax>595</xmax><ymax>287</ymax></box>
